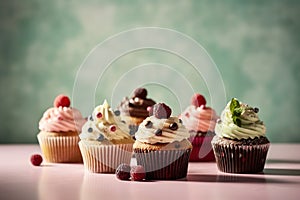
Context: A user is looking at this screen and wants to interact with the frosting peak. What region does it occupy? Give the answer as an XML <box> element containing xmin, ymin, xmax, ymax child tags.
<box><xmin>215</xmin><ymin>98</ymin><xmax>266</xmax><ymax>140</ymax></box>
<box><xmin>80</xmin><ymin>100</ymin><xmax>132</xmax><ymax>142</ymax></box>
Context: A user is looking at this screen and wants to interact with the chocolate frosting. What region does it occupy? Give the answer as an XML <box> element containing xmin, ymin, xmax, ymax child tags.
<box><xmin>118</xmin><ymin>88</ymin><xmax>156</xmax><ymax>118</ymax></box>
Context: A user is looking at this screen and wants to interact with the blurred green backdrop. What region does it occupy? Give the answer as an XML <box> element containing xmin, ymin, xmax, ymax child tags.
<box><xmin>0</xmin><ymin>0</ymin><xmax>299</xmax><ymax>143</ymax></box>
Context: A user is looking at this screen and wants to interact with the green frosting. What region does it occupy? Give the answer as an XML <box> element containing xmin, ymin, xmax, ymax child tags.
<box><xmin>215</xmin><ymin>98</ymin><xmax>266</xmax><ymax>140</ymax></box>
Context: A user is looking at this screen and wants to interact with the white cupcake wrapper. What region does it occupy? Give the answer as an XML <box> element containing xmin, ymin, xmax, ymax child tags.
<box><xmin>37</xmin><ymin>133</ymin><xmax>82</xmax><ymax>163</ymax></box>
<box><xmin>79</xmin><ymin>141</ymin><xmax>133</xmax><ymax>173</ymax></box>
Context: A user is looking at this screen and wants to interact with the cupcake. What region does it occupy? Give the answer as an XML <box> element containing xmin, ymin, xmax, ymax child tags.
<box><xmin>117</xmin><ymin>87</ymin><xmax>156</xmax><ymax>135</ymax></box>
<box><xmin>180</xmin><ymin>94</ymin><xmax>218</xmax><ymax>162</ymax></box>
<box><xmin>134</xmin><ymin>103</ymin><xmax>192</xmax><ymax>180</ymax></box>
<box><xmin>38</xmin><ymin>94</ymin><xmax>86</xmax><ymax>163</ymax></box>
<box><xmin>79</xmin><ymin>100</ymin><xmax>134</xmax><ymax>173</ymax></box>
<box><xmin>212</xmin><ymin>98</ymin><xmax>270</xmax><ymax>173</ymax></box>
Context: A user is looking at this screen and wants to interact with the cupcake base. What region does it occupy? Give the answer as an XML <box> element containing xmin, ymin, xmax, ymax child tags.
<box><xmin>37</xmin><ymin>131</ymin><xmax>82</xmax><ymax>163</ymax></box>
<box><xmin>189</xmin><ymin>134</ymin><xmax>215</xmax><ymax>162</ymax></box>
<box><xmin>79</xmin><ymin>140</ymin><xmax>133</xmax><ymax>173</ymax></box>
<box><xmin>211</xmin><ymin>136</ymin><xmax>270</xmax><ymax>173</ymax></box>
<box><xmin>133</xmin><ymin>140</ymin><xmax>192</xmax><ymax>180</ymax></box>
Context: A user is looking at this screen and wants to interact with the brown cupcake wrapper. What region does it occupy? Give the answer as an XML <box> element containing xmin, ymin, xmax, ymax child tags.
<box><xmin>79</xmin><ymin>141</ymin><xmax>133</xmax><ymax>173</ymax></box>
<box><xmin>134</xmin><ymin>148</ymin><xmax>191</xmax><ymax>180</ymax></box>
<box><xmin>212</xmin><ymin>139</ymin><xmax>270</xmax><ymax>173</ymax></box>
<box><xmin>37</xmin><ymin>133</ymin><xmax>82</xmax><ymax>163</ymax></box>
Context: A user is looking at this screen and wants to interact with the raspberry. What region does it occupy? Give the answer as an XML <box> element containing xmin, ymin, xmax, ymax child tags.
<box><xmin>130</xmin><ymin>165</ymin><xmax>146</xmax><ymax>181</ymax></box>
<box><xmin>53</xmin><ymin>94</ymin><xmax>71</xmax><ymax>108</ymax></box>
<box><xmin>133</xmin><ymin>88</ymin><xmax>147</xmax><ymax>99</ymax></box>
<box><xmin>191</xmin><ymin>93</ymin><xmax>206</xmax><ymax>107</ymax></box>
<box><xmin>30</xmin><ymin>154</ymin><xmax>43</xmax><ymax>166</ymax></box>
<box><xmin>152</xmin><ymin>103</ymin><xmax>172</xmax><ymax>119</ymax></box>
<box><xmin>116</xmin><ymin>163</ymin><xmax>131</xmax><ymax>180</ymax></box>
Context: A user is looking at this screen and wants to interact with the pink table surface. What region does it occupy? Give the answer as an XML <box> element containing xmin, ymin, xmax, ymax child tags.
<box><xmin>0</xmin><ymin>144</ymin><xmax>300</xmax><ymax>200</ymax></box>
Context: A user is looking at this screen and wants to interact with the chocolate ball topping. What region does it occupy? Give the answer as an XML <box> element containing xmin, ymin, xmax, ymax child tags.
<box><xmin>169</xmin><ymin>123</ymin><xmax>178</xmax><ymax>131</ymax></box>
<box><xmin>133</xmin><ymin>88</ymin><xmax>147</xmax><ymax>99</ymax></box>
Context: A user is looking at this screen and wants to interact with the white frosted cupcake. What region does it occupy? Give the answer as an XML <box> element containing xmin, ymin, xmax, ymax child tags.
<box><xmin>79</xmin><ymin>100</ymin><xmax>134</xmax><ymax>173</ymax></box>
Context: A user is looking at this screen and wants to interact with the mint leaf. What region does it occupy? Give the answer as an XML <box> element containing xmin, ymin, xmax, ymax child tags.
<box><xmin>233</xmin><ymin>107</ymin><xmax>243</xmax><ymax>116</ymax></box>
<box><xmin>230</xmin><ymin>98</ymin><xmax>243</xmax><ymax>127</ymax></box>
<box><xmin>233</xmin><ymin>117</ymin><xmax>241</xmax><ymax>127</ymax></box>
<box><xmin>230</xmin><ymin>98</ymin><xmax>240</xmax><ymax>113</ymax></box>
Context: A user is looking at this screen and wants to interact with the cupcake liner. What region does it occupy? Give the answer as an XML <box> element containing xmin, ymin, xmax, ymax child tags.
<box><xmin>189</xmin><ymin>135</ymin><xmax>215</xmax><ymax>162</ymax></box>
<box><xmin>212</xmin><ymin>139</ymin><xmax>270</xmax><ymax>173</ymax></box>
<box><xmin>37</xmin><ymin>133</ymin><xmax>82</xmax><ymax>163</ymax></box>
<box><xmin>134</xmin><ymin>149</ymin><xmax>191</xmax><ymax>180</ymax></box>
<box><xmin>79</xmin><ymin>141</ymin><xmax>133</xmax><ymax>173</ymax></box>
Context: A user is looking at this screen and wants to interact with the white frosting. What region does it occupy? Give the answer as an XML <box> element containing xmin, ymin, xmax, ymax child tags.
<box><xmin>135</xmin><ymin>116</ymin><xmax>190</xmax><ymax>144</ymax></box>
<box><xmin>79</xmin><ymin>100</ymin><xmax>131</xmax><ymax>142</ymax></box>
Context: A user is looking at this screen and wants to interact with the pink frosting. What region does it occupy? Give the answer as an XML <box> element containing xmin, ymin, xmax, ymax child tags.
<box><xmin>180</xmin><ymin>105</ymin><xmax>218</xmax><ymax>132</ymax></box>
<box><xmin>39</xmin><ymin>106</ymin><xmax>86</xmax><ymax>133</ymax></box>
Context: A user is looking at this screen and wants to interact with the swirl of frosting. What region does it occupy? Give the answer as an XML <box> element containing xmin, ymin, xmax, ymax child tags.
<box><xmin>118</xmin><ymin>88</ymin><xmax>156</xmax><ymax>118</ymax></box>
<box><xmin>180</xmin><ymin>105</ymin><xmax>218</xmax><ymax>132</ymax></box>
<box><xmin>135</xmin><ymin>116</ymin><xmax>190</xmax><ymax>144</ymax></box>
<box><xmin>79</xmin><ymin>100</ymin><xmax>132</xmax><ymax>142</ymax></box>
<box><xmin>39</xmin><ymin>106</ymin><xmax>86</xmax><ymax>133</ymax></box>
<box><xmin>215</xmin><ymin>99</ymin><xmax>266</xmax><ymax>140</ymax></box>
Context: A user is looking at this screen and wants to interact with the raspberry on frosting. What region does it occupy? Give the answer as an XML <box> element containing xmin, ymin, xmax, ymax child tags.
<box><xmin>191</xmin><ymin>93</ymin><xmax>206</xmax><ymax>108</ymax></box>
<box><xmin>152</xmin><ymin>103</ymin><xmax>172</xmax><ymax>119</ymax></box>
<box><xmin>133</xmin><ymin>88</ymin><xmax>147</xmax><ymax>99</ymax></box>
<box><xmin>53</xmin><ymin>94</ymin><xmax>71</xmax><ymax>108</ymax></box>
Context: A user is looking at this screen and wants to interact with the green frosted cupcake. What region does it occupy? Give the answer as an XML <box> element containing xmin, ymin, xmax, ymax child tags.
<box><xmin>211</xmin><ymin>98</ymin><xmax>270</xmax><ymax>173</ymax></box>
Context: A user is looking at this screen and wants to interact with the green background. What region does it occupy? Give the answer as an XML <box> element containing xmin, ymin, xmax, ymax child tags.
<box><xmin>0</xmin><ymin>0</ymin><xmax>299</xmax><ymax>143</ymax></box>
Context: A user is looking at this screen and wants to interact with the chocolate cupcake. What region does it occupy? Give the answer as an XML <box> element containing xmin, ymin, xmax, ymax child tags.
<box><xmin>117</xmin><ymin>88</ymin><xmax>156</xmax><ymax>135</ymax></box>
<box><xmin>211</xmin><ymin>98</ymin><xmax>270</xmax><ymax>173</ymax></box>
<box><xmin>133</xmin><ymin>103</ymin><xmax>192</xmax><ymax>180</ymax></box>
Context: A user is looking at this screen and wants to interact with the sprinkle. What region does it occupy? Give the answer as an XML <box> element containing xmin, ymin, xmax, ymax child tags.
<box><xmin>254</xmin><ymin>107</ymin><xmax>259</xmax><ymax>113</ymax></box>
<box><xmin>88</xmin><ymin>127</ymin><xmax>93</xmax><ymax>133</ymax></box>
<box><xmin>178</xmin><ymin>119</ymin><xmax>183</xmax><ymax>124</ymax></box>
<box><xmin>97</xmin><ymin>134</ymin><xmax>104</xmax><ymax>141</ymax></box>
<box><xmin>89</xmin><ymin>115</ymin><xmax>93</xmax><ymax>121</ymax></box>
<box><xmin>110</xmin><ymin>125</ymin><xmax>116</xmax><ymax>132</ymax></box>
<box><xmin>145</xmin><ymin>121</ymin><xmax>153</xmax><ymax>128</ymax></box>
<box><xmin>96</xmin><ymin>112</ymin><xmax>103</xmax><ymax>118</ymax></box>
<box><xmin>217</xmin><ymin>119</ymin><xmax>222</xmax><ymax>124</ymax></box>
<box><xmin>154</xmin><ymin>129</ymin><xmax>162</xmax><ymax>136</ymax></box>
<box><xmin>169</xmin><ymin>123</ymin><xmax>178</xmax><ymax>131</ymax></box>
<box><xmin>114</xmin><ymin>110</ymin><xmax>120</xmax><ymax>116</ymax></box>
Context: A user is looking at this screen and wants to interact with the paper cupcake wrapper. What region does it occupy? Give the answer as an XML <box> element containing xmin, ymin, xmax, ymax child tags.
<box><xmin>189</xmin><ymin>135</ymin><xmax>215</xmax><ymax>162</ymax></box>
<box><xmin>212</xmin><ymin>140</ymin><xmax>270</xmax><ymax>173</ymax></box>
<box><xmin>37</xmin><ymin>133</ymin><xmax>82</xmax><ymax>163</ymax></box>
<box><xmin>134</xmin><ymin>149</ymin><xmax>191</xmax><ymax>180</ymax></box>
<box><xmin>79</xmin><ymin>141</ymin><xmax>133</xmax><ymax>173</ymax></box>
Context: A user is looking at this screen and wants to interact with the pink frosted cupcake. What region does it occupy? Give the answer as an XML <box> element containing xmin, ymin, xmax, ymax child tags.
<box><xmin>38</xmin><ymin>94</ymin><xmax>86</xmax><ymax>163</ymax></box>
<box><xmin>180</xmin><ymin>94</ymin><xmax>218</xmax><ymax>162</ymax></box>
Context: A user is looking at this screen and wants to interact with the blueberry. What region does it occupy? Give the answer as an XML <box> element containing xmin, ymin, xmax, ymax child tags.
<box><xmin>145</xmin><ymin>121</ymin><xmax>153</xmax><ymax>128</ymax></box>
<box><xmin>114</xmin><ymin>110</ymin><xmax>120</xmax><ymax>116</ymax></box>
<box><xmin>169</xmin><ymin>123</ymin><xmax>178</xmax><ymax>130</ymax></box>
<box><xmin>154</xmin><ymin>129</ymin><xmax>162</xmax><ymax>136</ymax></box>
<box><xmin>97</xmin><ymin>134</ymin><xmax>104</xmax><ymax>141</ymax></box>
